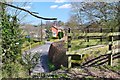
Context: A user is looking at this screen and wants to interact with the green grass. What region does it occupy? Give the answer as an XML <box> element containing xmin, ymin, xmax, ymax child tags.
<box><xmin>78</xmin><ymin>32</ymin><xmax>119</xmax><ymax>36</ymax></box>
<box><xmin>67</xmin><ymin>31</ymin><xmax>120</xmax><ymax>51</ymax></box>
<box><xmin>49</xmin><ymin>39</ymin><xmax>61</xmax><ymax>42</ymax></box>
<box><xmin>22</xmin><ymin>41</ymin><xmax>45</xmax><ymax>52</ymax></box>
<box><xmin>104</xmin><ymin>59</ymin><xmax>120</xmax><ymax>71</ymax></box>
<box><xmin>48</xmin><ymin>59</ymin><xmax>56</xmax><ymax>71</ymax></box>
<box><xmin>66</xmin><ymin>39</ymin><xmax>109</xmax><ymax>64</ymax></box>
<box><xmin>106</xmin><ymin>65</ymin><xmax>120</xmax><ymax>71</ymax></box>
<box><xmin>70</xmin><ymin>39</ymin><xmax>108</xmax><ymax>51</ymax></box>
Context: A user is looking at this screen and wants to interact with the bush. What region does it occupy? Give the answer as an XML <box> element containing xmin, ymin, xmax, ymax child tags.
<box><xmin>22</xmin><ymin>51</ymin><xmax>41</xmax><ymax>75</ymax></box>
<box><xmin>58</xmin><ymin>32</ymin><xmax>64</xmax><ymax>39</ymax></box>
<box><xmin>2</xmin><ymin>62</ymin><xmax>27</xmax><ymax>78</ymax></box>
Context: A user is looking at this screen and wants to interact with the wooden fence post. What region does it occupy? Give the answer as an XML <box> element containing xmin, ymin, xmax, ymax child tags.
<box><xmin>86</xmin><ymin>27</ymin><xmax>89</xmax><ymax>47</ymax></box>
<box><xmin>67</xmin><ymin>28</ymin><xmax>71</xmax><ymax>51</ymax></box>
<box><xmin>118</xmin><ymin>27</ymin><xmax>120</xmax><ymax>40</ymax></box>
<box><xmin>108</xmin><ymin>36</ymin><xmax>113</xmax><ymax>66</ymax></box>
<box><xmin>110</xmin><ymin>28</ymin><xmax>113</xmax><ymax>33</ymax></box>
<box><xmin>87</xmin><ymin>27</ymin><xmax>89</xmax><ymax>42</ymax></box>
<box><xmin>100</xmin><ymin>28</ymin><xmax>102</xmax><ymax>42</ymax></box>
<box><xmin>84</xmin><ymin>30</ymin><xmax>86</xmax><ymax>42</ymax></box>
<box><xmin>68</xmin><ymin>56</ymin><xmax>71</xmax><ymax>68</ymax></box>
<box><xmin>67</xmin><ymin>28</ymin><xmax>72</xmax><ymax>68</ymax></box>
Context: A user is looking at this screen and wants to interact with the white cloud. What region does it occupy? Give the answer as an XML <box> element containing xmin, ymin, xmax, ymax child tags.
<box><xmin>58</xmin><ymin>4</ymin><xmax>71</xmax><ymax>9</ymax></box>
<box><xmin>29</xmin><ymin>2</ymin><xmax>33</xmax><ymax>4</ymax></box>
<box><xmin>21</xmin><ymin>6</ymin><xmax>31</xmax><ymax>9</ymax></box>
<box><xmin>55</xmin><ymin>0</ymin><xmax>66</xmax><ymax>3</ymax></box>
<box><xmin>50</xmin><ymin>5</ymin><xmax>58</xmax><ymax>9</ymax></box>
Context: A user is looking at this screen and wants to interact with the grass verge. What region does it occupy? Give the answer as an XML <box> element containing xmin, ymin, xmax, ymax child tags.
<box><xmin>22</xmin><ymin>41</ymin><xmax>45</xmax><ymax>52</ymax></box>
<box><xmin>48</xmin><ymin>59</ymin><xmax>56</xmax><ymax>71</ymax></box>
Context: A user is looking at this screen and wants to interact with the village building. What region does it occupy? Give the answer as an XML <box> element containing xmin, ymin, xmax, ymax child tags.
<box><xmin>51</xmin><ymin>25</ymin><xmax>67</xmax><ymax>41</ymax></box>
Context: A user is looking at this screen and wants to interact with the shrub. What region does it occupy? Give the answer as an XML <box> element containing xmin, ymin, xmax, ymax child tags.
<box><xmin>2</xmin><ymin>62</ymin><xmax>27</xmax><ymax>78</ymax></box>
<box><xmin>48</xmin><ymin>59</ymin><xmax>56</xmax><ymax>71</ymax></box>
<box><xmin>22</xmin><ymin>51</ymin><xmax>41</xmax><ymax>75</ymax></box>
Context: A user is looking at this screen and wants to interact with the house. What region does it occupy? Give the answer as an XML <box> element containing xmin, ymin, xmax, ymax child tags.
<box><xmin>51</xmin><ymin>25</ymin><xmax>67</xmax><ymax>39</ymax></box>
<box><xmin>51</xmin><ymin>26</ymin><xmax>59</xmax><ymax>37</ymax></box>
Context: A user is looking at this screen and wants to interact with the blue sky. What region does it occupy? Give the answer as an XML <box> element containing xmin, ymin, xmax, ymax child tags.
<box><xmin>15</xmin><ymin>2</ymin><xmax>72</xmax><ymax>25</ymax></box>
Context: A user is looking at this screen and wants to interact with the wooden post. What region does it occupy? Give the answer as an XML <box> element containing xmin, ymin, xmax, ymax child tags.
<box><xmin>84</xmin><ymin>30</ymin><xmax>86</xmax><ymax>42</ymax></box>
<box><xmin>110</xmin><ymin>28</ymin><xmax>113</xmax><ymax>33</ymax></box>
<box><xmin>108</xmin><ymin>36</ymin><xmax>113</xmax><ymax>66</ymax></box>
<box><xmin>100</xmin><ymin>28</ymin><xmax>102</xmax><ymax>43</ymax></box>
<box><xmin>86</xmin><ymin>28</ymin><xmax>89</xmax><ymax>47</ymax></box>
<box><xmin>67</xmin><ymin>28</ymin><xmax>72</xmax><ymax>68</ymax></box>
<box><xmin>118</xmin><ymin>27</ymin><xmax>120</xmax><ymax>40</ymax></box>
<box><xmin>80</xmin><ymin>54</ymin><xmax>83</xmax><ymax>59</ymax></box>
<box><xmin>40</xmin><ymin>20</ymin><xmax>43</xmax><ymax>42</ymax></box>
<box><xmin>68</xmin><ymin>36</ymin><xmax>71</xmax><ymax>46</ymax></box>
<box><xmin>108</xmin><ymin>53</ymin><xmax>113</xmax><ymax>66</ymax></box>
<box><xmin>87</xmin><ymin>28</ymin><xmax>89</xmax><ymax>42</ymax></box>
<box><xmin>68</xmin><ymin>56</ymin><xmax>71</xmax><ymax>68</ymax></box>
<box><xmin>68</xmin><ymin>28</ymin><xmax>70</xmax><ymax>33</ymax></box>
<box><xmin>87</xmin><ymin>36</ymin><xmax>89</xmax><ymax>42</ymax></box>
<box><xmin>67</xmin><ymin>28</ymin><xmax>71</xmax><ymax>51</ymax></box>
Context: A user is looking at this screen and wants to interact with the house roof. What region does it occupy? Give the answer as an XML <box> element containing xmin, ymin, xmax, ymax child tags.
<box><xmin>51</xmin><ymin>25</ymin><xmax>67</xmax><ymax>30</ymax></box>
<box><xmin>51</xmin><ymin>26</ymin><xmax>59</xmax><ymax>30</ymax></box>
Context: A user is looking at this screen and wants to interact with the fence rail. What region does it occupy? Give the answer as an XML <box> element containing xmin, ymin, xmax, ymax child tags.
<box><xmin>66</xmin><ymin>27</ymin><xmax>120</xmax><ymax>68</ymax></box>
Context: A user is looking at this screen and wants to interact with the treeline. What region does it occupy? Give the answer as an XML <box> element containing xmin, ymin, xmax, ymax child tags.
<box><xmin>66</xmin><ymin>2</ymin><xmax>120</xmax><ymax>29</ymax></box>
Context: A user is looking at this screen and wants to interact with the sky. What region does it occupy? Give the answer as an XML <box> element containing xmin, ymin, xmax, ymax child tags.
<box><xmin>13</xmin><ymin>2</ymin><xmax>72</xmax><ymax>25</ymax></box>
<box><xmin>8</xmin><ymin>0</ymin><xmax>118</xmax><ymax>25</ymax></box>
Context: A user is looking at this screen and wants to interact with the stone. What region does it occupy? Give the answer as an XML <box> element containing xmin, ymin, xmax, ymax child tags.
<box><xmin>48</xmin><ymin>40</ymin><xmax>68</xmax><ymax>68</ymax></box>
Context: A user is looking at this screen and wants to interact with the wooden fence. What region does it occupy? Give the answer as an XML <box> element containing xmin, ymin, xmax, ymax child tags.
<box><xmin>66</xmin><ymin>27</ymin><xmax>120</xmax><ymax>68</ymax></box>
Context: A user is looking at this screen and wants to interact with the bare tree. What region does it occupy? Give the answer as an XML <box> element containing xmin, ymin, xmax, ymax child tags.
<box><xmin>71</xmin><ymin>2</ymin><xmax>119</xmax><ymax>28</ymax></box>
<box><xmin>0</xmin><ymin>2</ymin><xmax>57</xmax><ymax>20</ymax></box>
<box><xmin>66</xmin><ymin>15</ymin><xmax>79</xmax><ymax>28</ymax></box>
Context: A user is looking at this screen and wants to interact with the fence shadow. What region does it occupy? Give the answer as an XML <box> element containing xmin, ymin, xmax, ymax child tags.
<box><xmin>82</xmin><ymin>53</ymin><xmax>120</xmax><ymax>67</ymax></box>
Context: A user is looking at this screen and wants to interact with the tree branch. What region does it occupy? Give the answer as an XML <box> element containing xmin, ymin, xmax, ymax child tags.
<box><xmin>0</xmin><ymin>2</ymin><xmax>57</xmax><ymax>20</ymax></box>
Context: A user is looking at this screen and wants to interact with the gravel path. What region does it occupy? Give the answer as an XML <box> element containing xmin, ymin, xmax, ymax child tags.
<box><xmin>22</xmin><ymin>41</ymin><xmax>52</xmax><ymax>74</ymax></box>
